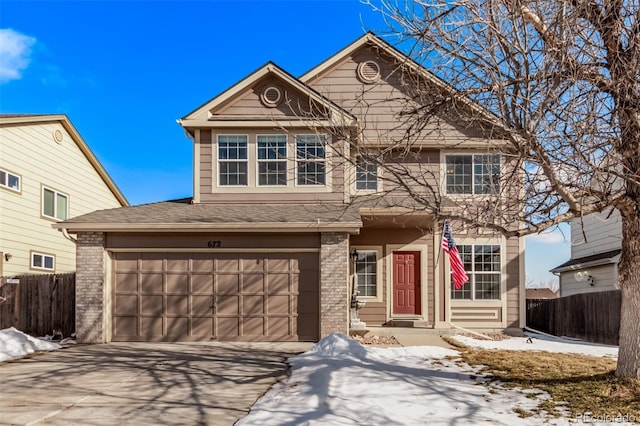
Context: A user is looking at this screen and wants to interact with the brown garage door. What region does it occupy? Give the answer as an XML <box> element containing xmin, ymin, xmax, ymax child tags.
<box><xmin>112</xmin><ymin>252</ymin><xmax>319</xmax><ymax>342</ymax></box>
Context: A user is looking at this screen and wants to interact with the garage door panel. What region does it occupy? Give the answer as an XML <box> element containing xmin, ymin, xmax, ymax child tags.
<box><xmin>192</xmin><ymin>317</ymin><xmax>215</xmax><ymax>336</ymax></box>
<box><xmin>141</xmin><ymin>274</ymin><xmax>163</xmax><ymax>294</ymax></box>
<box><xmin>113</xmin><ymin>251</ymin><xmax>318</xmax><ymax>342</ymax></box>
<box><xmin>243</xmin><ymin>295</ymin><xmax>264</xmax><ymax>314</ymax></box>
<box><xmin>218</xmin><ymin>274</ymin><xmax>239</xmax><ymax>294</ymax></box>
<box><xmin>218</xmin><ymin>317</ymin><xmax>239</xmax><ymax>336</ymax></box>
<box><xmin>268</xmin><ymin>295</ymin><xmax>290</xmax><ymax>314</ymax></box>
<box><xmin>141</xmin><ymin>317</ymin><xmax>163</xmax><ymax>336</ymax></box>
<box><xmin>217</xmin><ymin>257</ymin><xmax>240</xmax><ymax>272</ymax></box>
<box><xmin>115</xmin><ymin>273</ymin><xmax>138</xmax><ymax>292</ymax></box>
<box><xmin>167</xmin><ymin>317</ymin><xmax>189</xmax><ymax>336</ymax></box>
<box><xmin>243</xmin><ymin>257</ymin><xmax>265</xmax><ymax>272</ymax></box>
<box><xmin>218</xmin><ymin>295</ymin><xmax>239</xmax><ymax>314</ymax></box>
<box><xmin>192</xmin><ymin>258</ymin><xmax>214</xmax><ymax>272</ymax></box>
<box><xmin>167</xmin><ymin>295</ymin><xmax>188</xmax><ymax>315</ymax></box>
<box><xmin>115</xmin><ymin>295</ymin><xmax>138</xmax><ymax>314</ymax></box>
<box><xmin>166</xmin><ymin>274</ymin><xmax>188</xmax><ymax>293</ymax></box>
<box><xmin>243</xmin><ymin>274</ymin><xmax>264</xmax><ymax>293</ymax></box>
<box><xmin>192</xmin><ymin>274</ymin><xmax>214</xmax><ymax>293</ymax></box>
<box><xmin>192</xmin><ymin>295</ymin><xmax>213</xmax><ymax>315</ymax></box>
<box><xmin>141</xmin><ymin>295</ymin><xmax>163</xmax><ymax>315</ymax></box>
<box><xmin>140</xmin><ymin>254</ymin><xmax>163</xmax><ymax>271</ymax></box>
<box><xmin>268</xmin><ymin>274</ymin><xmax>290</xmax><ymax>294</ymax></box>
<box><xmin>243</xmin><ymin>317</ymin><xmax>265</xmax><ymax>335</ymax></box>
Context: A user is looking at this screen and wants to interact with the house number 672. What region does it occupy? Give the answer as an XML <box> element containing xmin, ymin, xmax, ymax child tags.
<box><xmin>207</xmin><ymin>240</ymin><xmax>221</xmax><ymax>248</ymax></box>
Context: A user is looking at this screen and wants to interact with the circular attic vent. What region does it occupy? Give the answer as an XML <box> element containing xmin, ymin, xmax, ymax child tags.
<box><xmin>53</xmin><ymin>129</ymin><xmax>64</xmax><ymax>144</ymax></box>
<box><xmin>357</xmin><ymin>60</ymin><xmax>381</xmax><ymax>83</ymax></box>
<box><xmin>261</xmin><ymin>86</ymin><xmax>282</xmax><ymax>107</ymax></box>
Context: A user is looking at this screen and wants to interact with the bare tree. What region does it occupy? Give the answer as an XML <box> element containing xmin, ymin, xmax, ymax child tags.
<box><xmin>349</xmin><ymin>0</ymin><xmax>639</xmax><ymax>376</ymax></box>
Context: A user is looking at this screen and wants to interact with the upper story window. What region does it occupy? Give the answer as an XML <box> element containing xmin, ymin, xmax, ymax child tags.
<box><xmin>218</xmin><ymin>135</ymin><xmax>248</xmax><ymax>186</ymax></box>
<box><xmin>445</xmin><ymin>154</ymin><xmax>500</xmax><ymax>194</ymax></box>
<box><xmin>0</xmin><ymin>169</ymin><xmax>21</xmax><ymax>192</ymax></box>
<box><xmin>355</xmin><ymin>157</ymin><xmax>377</xmax><ymax>191</ymax></box>
<box><xmin>296</xmin><ymin>134</ymin><xmax>326</xmax><ymax>186</ymax></box>
<box><xmin>451</xmin><ymin>244</ymin><xmax>501</xmax><ymax>300</ymax></box>
<box><xmin>257</xmin><ymin>135</ymin><xmax>287</xmax><ymax>186</ymax></box>
<box><xmin>42</xmin><ymin>187</ymin><xmax>68</xmax><ymax>220</ymax></box>
<box><xmin>31</xmin><ymin>251</ymin><xmax>55</xmax><ymax>271</ymax></box>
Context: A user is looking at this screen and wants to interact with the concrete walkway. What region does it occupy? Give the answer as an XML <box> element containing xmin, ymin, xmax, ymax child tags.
<box><xmin>0</xmin><ymin>341</ymin><xmax>312</xmax><ymax>426</ymax></box>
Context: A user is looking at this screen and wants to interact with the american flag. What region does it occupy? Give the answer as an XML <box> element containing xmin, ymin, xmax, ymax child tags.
<box><xmin>441</xmin><ymin>220</ymin><xmax>469</xmax><ymax>290</ymax></box>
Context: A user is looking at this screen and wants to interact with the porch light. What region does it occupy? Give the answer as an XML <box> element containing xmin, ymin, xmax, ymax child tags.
<box><xmin>350</xmin><ymin>249</ymin><xmax>358</xmax><ymax>263</ymax></box>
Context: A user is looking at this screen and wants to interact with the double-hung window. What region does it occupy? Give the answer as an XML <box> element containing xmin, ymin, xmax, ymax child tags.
<box><xmin>31</xmin><ymin>252</ymin><xmax>55</xmax><ymax>271</ymax></box>
<box><xmin>445</xmin><ymin>154</ymin><xmax>500</xmax><ymax>194</ymax></box>
<box><xmin>218</xmin><ymin>135</ymin><xmax>248</xmax><ymax>186</ymax></box>
<box><xmin>355</xmin><ymin>156</ymin><xmax>377</xmax><ymax>191</ymax></box>
<box><xmin>0</xmin><ymin>169</ymin><xmax>21</xmax><ymax>192</ymax></box>
<box><xmin>257</xmin><ymin>135</ymin><xmax>287</xmax><ymax>186</ymax></box>
<box><xmin>42</xmin><ymin>187</ymin><xmax>68</xmax><ymax>220</ymax></box>
<box><xmin>296</xmin><ymin>134</ymin><xmax>326</xmax><ymax>186</ymax></box>
<box><xmin>451</xmin><ymin>244</ymin><xmax>501</xmax><ymax>300</ymax></box>
<box><xmin>355</xmin><ymin>250</ymin><xmax>378</xmax><ymax>297</ymax></box>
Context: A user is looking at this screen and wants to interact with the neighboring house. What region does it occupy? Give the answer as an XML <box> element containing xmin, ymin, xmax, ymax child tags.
<box><xmin>525</xmin><ymin>288</ymin><xmax>559</xmax><ymax>300</ymax></box>
<box><xmin>55</xmin><ymin>33</ymin><xmax>525</xmax><ymax>343</ymax></box>
<box><xmin>551</xmin><ymin>208</ymin><xmax>621</xmax><ymax>297</ymax></box>
<box><xmin>0</xmin><ymin>114</ymin><xmax>127</xmax><ymax>276</ymax></box>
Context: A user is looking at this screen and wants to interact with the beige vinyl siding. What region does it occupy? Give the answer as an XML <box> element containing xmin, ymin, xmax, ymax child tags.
<box><xmin>505</xmin><ymin>236</ymin><xmax>522</xmax><ymax>327</ymax></box>
<box><xmin>215</xmin><ymin>77</ymin><xmax>330</xmax><ymax>120</ymax></box>
<box><xmin>0</xmin><ymin>121</ymin><xmax>123</xmax><ymax>275</ymax></box>
<box><xmin>571</xmin><ymin>208</ymin><xmax>621</xmax><ymax>258</ymax></box>
<box><xmin>198</xmin><ymin>129</ymin><xmax>346</xmax><ymax>203</ymax></box>
<box><xmin>306</xmin><ymin>47</ymin><xmax>489</xmax><ymax>147</ymax></box>
<box><xmin>560</xmin><ymin>264</ymin><xmax>619</xmax><ymax>297</ymax></box>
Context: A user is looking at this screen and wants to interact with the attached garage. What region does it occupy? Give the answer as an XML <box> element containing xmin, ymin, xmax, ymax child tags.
<box><xmin>112</xmin><ymin>251</ymin><xmax>319</xmax><ymax>342</ymax></box>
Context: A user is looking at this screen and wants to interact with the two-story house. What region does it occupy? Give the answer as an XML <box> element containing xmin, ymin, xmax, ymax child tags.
<box><xmin>55</xmin><ymin>33</ymin><xmax>525</xmax><ymax>343</ymax></box>
<box><xmin>0</xmin><ymin>114</ymin><xmax>127</xmax><ymax>276</ymax></box>
<box><xmin>550</xmin><ymin>208</ymin><xmax>621</xmax><ymax>296</ymax></box>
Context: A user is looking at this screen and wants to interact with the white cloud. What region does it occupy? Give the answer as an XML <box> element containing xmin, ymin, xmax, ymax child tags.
<box><xmin>0</xmin><ymin>28</ymin><xmax>36</xmax><ymax>83</ymax></box>
<box><xmin>526</xmin><ymin>227</ymin><xmax>568</xmax><ymax>244</ymax></box>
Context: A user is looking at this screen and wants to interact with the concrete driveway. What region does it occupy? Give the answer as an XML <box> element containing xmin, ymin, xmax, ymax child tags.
<box><xmin>0</xmin><ymin>341</ymin><xmax>313</xmax><ymax>425</ymax></box>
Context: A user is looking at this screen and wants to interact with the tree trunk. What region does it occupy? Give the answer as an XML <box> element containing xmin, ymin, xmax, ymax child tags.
<box><xmin>615</xmin><ymin>210</ymin><xmax>640</xmax><ymax>378</ymax></box>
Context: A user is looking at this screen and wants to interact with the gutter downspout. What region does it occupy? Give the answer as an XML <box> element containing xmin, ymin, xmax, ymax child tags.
<box><xmin>61</xmin><ymin>228</ymin><xmax>77</xmax><ymax>243</ymax></box>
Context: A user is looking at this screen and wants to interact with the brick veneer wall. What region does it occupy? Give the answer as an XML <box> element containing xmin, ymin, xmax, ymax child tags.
<box><xmin>76</xmin><ymin>232</ymin><xmax>105</xmax><ymax>343</ymax></box>
<box><xmin>320</xmin><ymin>232</ymin><xmax>349</xmax><ymax>337</ymax></box>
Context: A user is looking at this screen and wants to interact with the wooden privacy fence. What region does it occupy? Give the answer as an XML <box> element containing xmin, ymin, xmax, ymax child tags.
<box><xmin>526</xmin><ymin>290</ymin><xmax>621</xmax><ymax>345</ymax></box>
<box><xmin>0</xmin><ymin>273</ymin><xmax>75</xmax><ymax>338</ymax></box>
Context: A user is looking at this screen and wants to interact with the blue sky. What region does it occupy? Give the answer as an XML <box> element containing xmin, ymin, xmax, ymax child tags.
<box><xmin>0</xmin><ymin>0</ymin><xmax>569</xmax><ymax>285</ymax></box>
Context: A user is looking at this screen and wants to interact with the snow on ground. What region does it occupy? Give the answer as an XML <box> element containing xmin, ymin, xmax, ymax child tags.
<box><xmin>0</xmin><ymin>327</ymin><xmax>61</xmax><ymax>362</ymax></box>
<box><xmin>238</xmin><ymin>333</ymin><xmax>627</xmax><ymax>426</ymax></box>
<box><xmin>454</xmin><ymin>331</ymin><xmax>619</xmax><ymax>358</ymax></box>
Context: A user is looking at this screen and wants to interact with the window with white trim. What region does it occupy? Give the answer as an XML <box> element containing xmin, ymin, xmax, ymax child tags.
<box><xmin>355</xmin><ymin>250</ymin><xmax>378</xmax><ymax>297</ymax></box>
<box><xmin>296</xmin><ymin>134</ymin><xmax>326</xmax><ymax>185</ymax></box>
<box><xmin>42</xmin><ymin>187</ymin><xmax>68</xmax><ymax>220</ymax></box>
<box><xmin>0</xmin><ymin>169</ymin><xmax>21</xmax><ymax>192</ymax></box>
<box><xmin>218</xmin><ymin>135</ymin><xmax>248</xmax><ymax>186</ymax></box>
<box><xmin>31</xmin><ymin>252</ymin><xmax>55</xmax><ymax>271</ymax></box>
<box><xmin>451</xmin><ymin>244</ymin><xmax>501</xmax><ymax>300</ymax></box>
<box><xmin>355</xmin><ymin>157</ymin><xmax>377</xmax><ymax>191</ymax></box>
<box><xmin>257</xmin><ymin>135</ymin><xmax>287</xmax><ymax>186</ymax></box>
<box><xmin>445</xmin><ymin>154</ymin><xmax>500</xmax><ymax>194</ymax></box>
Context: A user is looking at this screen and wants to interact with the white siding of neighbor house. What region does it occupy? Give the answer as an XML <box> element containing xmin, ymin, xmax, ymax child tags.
<box><xmin>570</xmin><ymin>208</ymin><xmax>621</xmax><ymax>259</ymax></box>
<box><xmin>560</xmin><ymin>264</ymin><xmax>619</xmax><ymax>297</ymax></box>
<box><xmin>0</xmin><ymin>121</ymin><xmax>123</xmax><ymax>276</ymax></box>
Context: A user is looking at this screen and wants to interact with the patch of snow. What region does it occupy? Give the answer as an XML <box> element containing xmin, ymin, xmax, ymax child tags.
<box><xmin>454</xmin><ymin>332</ymin><xmax>618</xmax><ymax>358</ymax></box>
<box><xmin>0</xmin><ymin>327</ymin><xmax>61</xmax><ymax>362</ymax></box>
<box><xmin>238</xmin><ymin>333</ymin><xmax>622</xmax><ymax>426</ymax></box>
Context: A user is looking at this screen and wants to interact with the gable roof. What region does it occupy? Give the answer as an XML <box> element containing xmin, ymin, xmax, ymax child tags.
<box><xmin>179</xmin><ymin>61</ymin><xmax>356</xmax><ymax>130</ymax></box>
<box><xmin>300</xmin><ymin>32</ymin><xmax>508</xmax><ymax>134</ymax></box>
<box><xmin>525</xmin><ymin>288</ymin><xmax>559</xmax><ymax>299</ymax></box>
<box><xmin>0</xmin><ymin>114</ymin><xmax>128</xmax><ymax>206</ymax></box>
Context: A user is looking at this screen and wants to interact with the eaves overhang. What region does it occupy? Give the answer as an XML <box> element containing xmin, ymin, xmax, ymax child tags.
<box><xmin>550</xmin><ymin>249</ymin><xmax>621</xmax><ymax>273</ymax></box>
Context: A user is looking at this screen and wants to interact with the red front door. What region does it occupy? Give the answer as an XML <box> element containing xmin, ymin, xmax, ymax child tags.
<box><xmin>393</xmin><ymin>251</ymin><xmax>421</xmax><ymax>315</ymax></box>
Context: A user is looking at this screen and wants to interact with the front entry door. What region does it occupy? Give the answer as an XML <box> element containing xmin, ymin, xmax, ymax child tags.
<box><xmin>393</xmin><ymin>251</ymin><xmax>421</xmax><ymax>315</ymax></box>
